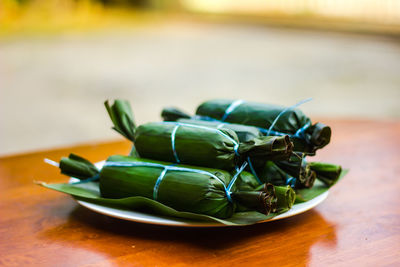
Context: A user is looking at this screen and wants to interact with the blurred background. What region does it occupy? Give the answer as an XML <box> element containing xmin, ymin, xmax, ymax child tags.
<box><xmin>1</xmin><ymin>0</ymin><xmax>399</xmax><ymax>156</ymax></box>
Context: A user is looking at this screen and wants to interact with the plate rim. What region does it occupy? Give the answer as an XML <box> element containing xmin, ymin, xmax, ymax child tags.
<box><xmin>75</xmin><ymin>191</ymin><xmax>329</xmax><ymax>227</ymax></box>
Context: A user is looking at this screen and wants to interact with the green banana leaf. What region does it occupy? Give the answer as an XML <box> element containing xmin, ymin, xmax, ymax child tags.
<box><xmin>39</xmin><ymin>177</ymin><xmax>335</xmax><ymax>226</ymax></box>
<box><xmin>195</xmin><ymin>99</ymin><xmax>331</xmax><ymax>155</ymax></box>
<box><xmin>39</xmin><ymin>181</ymin><xmax>272</xmax><ymax>225</ymax></box>
<box><xmin>105</xmin><ymin>99</ymin><xmax>139</xmax><ymax>157</ymax></box>
<box><xmin>104</xmin><ymin>100</ymin><xmax>136</xmax><ymax>142</ymax></box>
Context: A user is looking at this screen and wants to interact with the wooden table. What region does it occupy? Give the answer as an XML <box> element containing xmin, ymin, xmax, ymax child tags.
<box><xmin>1</xmin><ymin>119</ymin><xmax>399</xmax><ymax>266</ymax></box>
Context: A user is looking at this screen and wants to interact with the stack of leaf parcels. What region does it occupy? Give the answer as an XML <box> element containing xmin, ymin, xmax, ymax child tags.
<box><xmin>47</xmin><ymin>99</ymin><xmax>343</xmax><ymax>222</ymax></box>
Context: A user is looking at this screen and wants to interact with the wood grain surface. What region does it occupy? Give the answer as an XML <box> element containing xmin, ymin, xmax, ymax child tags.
<box><xmin>1</xmin><ymin>119</ymin><xmax>399</xmax><ymax>267</ymax></box>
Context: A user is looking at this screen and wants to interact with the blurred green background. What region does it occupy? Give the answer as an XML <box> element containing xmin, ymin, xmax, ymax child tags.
<box><xmin>1</xmin><ymin>0</ymin><xmax>399</xmax><ymax>155</ymax></box>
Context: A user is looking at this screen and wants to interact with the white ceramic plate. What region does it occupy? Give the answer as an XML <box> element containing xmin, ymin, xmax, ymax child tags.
<box><xmin>71</xmin><ymin>161</ymin><xmax>329</xmax><ymax>227</ymax></box>
<box><xmin>75</xmin><ymin>191</ymin><xmax>328</xmax><ymax>227</ymax></box>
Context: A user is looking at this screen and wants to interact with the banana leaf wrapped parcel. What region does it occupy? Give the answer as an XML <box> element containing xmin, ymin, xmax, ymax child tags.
<box><xmin>308</xmin><ymin>162</ymin><xmax>342</xmax><ymax>186</ymax></box>
<box><xmin>234</xmin><ymin>172</ymin><xmax>296</xmax><ymax>213</ymax></box>
<box><xmin>275</xmin><ymin>156</ymin><xmax>316</xmax><ymax>188</ymax></box>
<box><xmin>162</xmin><ymin>107</ymin><xmax>263</xmax><ymax>143</ymax></box>
<box><xmin>162</xmin><ymin>113</ymin><xmax>323</xmax><ymax>190</ymax></box>
<box><xmin>195</xmin><ymin>99</ymin><xmax>332</xmax><ymax>155</ymax></box>
<box><xmin>58</xmin><ymin>154</ymin><xmax>280</xmax><ymax>219</ymax></box>
<box><xmin>256</xmin><ymin>160</ymin><xmax>316</xmax><ymax>189</ymax></box>
<box><xmin>256</xmin><ymin>159</ymin><xmax>342</xmax><ymax>190</ymax></box>
<box><xmin>276</xmin><ymin>159</ymin><xmax>342</xmax><ymax>188</ymax></box>
<box><xmin>254</xmin><ymin>159</ymin><xmax>344</xmax><ymax>205</ymax></box>
<box><xmin>162</xmin><ymin>108</ymin><xmax>302</xmax><ymax>181</ymax></box>
<box><xmin>232</xmin><ymin>170</ymin><xmax>296</xmax><ymax>212</ymax></box>
<box><xmin>106</xmin><ymin>100</ymin><xmax>293</xmax><ymax>170</ymax></box>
